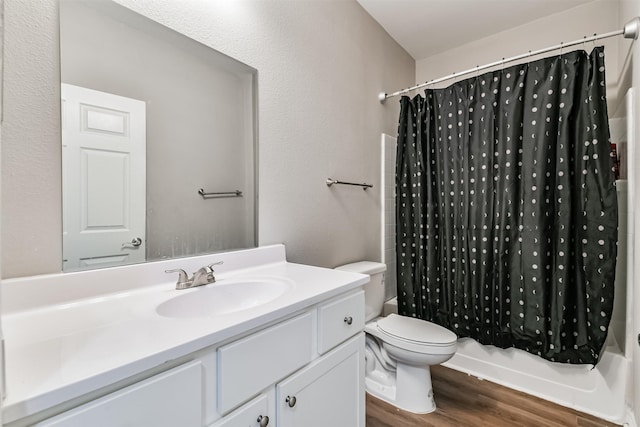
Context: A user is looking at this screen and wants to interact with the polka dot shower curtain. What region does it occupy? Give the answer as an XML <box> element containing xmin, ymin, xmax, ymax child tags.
<box><xmin>395</xmin><ymin>47</ymin><xmax>618</xmax><ymax>365</ymax></box>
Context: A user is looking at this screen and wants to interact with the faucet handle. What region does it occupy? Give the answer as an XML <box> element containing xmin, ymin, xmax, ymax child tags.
<box><xmin>207</xmin><ymin>261</ymin><xmax>224</xmax><ymax>271</ymax></box>
<box><xmin>165</xmin><ymin>268</ymin><xmax>190</xmax><ymax>289</ymax></box>
<box><xmin>194</xmin><ymin>261</ymin><xmax>223</xmax><ymax>286</ymax></box>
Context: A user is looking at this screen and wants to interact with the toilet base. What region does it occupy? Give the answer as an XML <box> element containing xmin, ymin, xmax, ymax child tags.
<box><xmin>365</xmin><ymin>363</ymin><xmax>436</xmax><ymax>414</ymax></box>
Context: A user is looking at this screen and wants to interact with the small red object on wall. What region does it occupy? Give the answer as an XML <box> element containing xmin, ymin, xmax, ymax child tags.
<box><xmin>611</xmin><ymin>143</ymin><xmax>620</xmax><ymax>180</ymax></box>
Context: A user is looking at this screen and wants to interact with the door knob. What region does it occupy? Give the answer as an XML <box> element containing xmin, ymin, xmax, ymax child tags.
<box><xmin>257</xmin><ymin>415</ymin><xmax>269</xmax><ymax>426</ymax></box>
<box><xmin>344</xmin><ymin>316</ymin><xmax>353</xmax><ymax>325</ymax></box>
<box><xmin>122</xmin><ymin>237</ymin><xmax>143</xmax><ymax>248</ymax></box>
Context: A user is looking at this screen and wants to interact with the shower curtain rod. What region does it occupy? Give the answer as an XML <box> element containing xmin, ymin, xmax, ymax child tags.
<box><xmin>379</xmin><ymin>17</ymin><xmax>640</xmax><ymax>103</ymax></box>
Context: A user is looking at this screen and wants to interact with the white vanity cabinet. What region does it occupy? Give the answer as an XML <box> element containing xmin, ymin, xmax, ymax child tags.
<box><xmin>209</xmin><ymin>290</ymin><xmax>365</xmax><ymax>427</ymax></box>
<box><xmin>4</xmin><ymin>248</ymin><xmax>369</xmax><ymax>427</ymax></box>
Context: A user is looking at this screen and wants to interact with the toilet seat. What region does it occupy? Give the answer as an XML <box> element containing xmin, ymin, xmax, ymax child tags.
<box><xmin>366</xmin><ymin>314</ymin><xmax>457</xmax><ymax>354</ymax></box>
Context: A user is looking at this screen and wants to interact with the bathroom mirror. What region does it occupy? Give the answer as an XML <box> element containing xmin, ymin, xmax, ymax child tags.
<box><xmin>60</xmin><ymin>0</ymin><xmax>257</xmax><ymax>272</ymax></box>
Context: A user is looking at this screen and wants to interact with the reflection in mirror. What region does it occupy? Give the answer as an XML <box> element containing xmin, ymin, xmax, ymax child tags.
<box><xmin>60</xmin><ymin>0</ymin><xmax>257</xmax><ymax>272</ymax></box>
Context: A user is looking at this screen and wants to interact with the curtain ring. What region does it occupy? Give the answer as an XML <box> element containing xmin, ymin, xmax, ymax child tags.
<box><xmin>424</xmin><ymin>80</ymin><xmax>432</xmax><ymax>97</ymax></box>
<box><xmin>426</xmin><ymin>79</ymin><xmax>436</xmax><ymax>101</ymax></box>
<box><xmin>583</xmin><ymin>35</ymin><xmax>587</xmax><ymax>51</ymax></box>
<box><xmin>560</xmin><ymin>42</ymin><xmax>563</xmax><ymax>57</ymax></box>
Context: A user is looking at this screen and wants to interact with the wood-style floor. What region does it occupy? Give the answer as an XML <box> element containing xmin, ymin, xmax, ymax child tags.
<box><xmin>366</xmin><ymin>365</ymin><xmax>620</xmax><ymax>427</ymax></box>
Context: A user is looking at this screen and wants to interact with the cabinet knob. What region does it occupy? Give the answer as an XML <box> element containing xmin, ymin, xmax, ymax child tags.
<box><xmin>344</xmin><ymin>316</ymin><xmax>353</xmax><ymax>325</ymax></box>
<box><xmin>257</xmin><ymin>415</ymin><xmax>269</xmax><ymax>427</ymax></box>
<box><xmin>286</xmin><ymin>395</ymin><xmax>297</xmax><ymax>407</ymax></box>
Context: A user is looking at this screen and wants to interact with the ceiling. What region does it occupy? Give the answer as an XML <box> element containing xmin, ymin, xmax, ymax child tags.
<box><xmin>356</xmin><ymin>0</ymin><xmax>599</xmax><ymax>60</ymax></box>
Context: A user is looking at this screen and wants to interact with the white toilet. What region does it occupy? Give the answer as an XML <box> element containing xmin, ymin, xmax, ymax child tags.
<box><xmin>335</xmin><ymin>261</ymin><xmax>457</xmax><ymax>414</ymax></box>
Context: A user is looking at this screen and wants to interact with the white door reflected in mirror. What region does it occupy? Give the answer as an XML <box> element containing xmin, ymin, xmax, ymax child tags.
<box><xmin>62</xmin><ymin>83</ymin><xmax>146</xmax><ymax>271</ymax></box>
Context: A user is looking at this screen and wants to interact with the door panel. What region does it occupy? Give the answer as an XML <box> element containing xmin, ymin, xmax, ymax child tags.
<box><xmin>83</xmin><ymin>149</ymin><xmax>128</xmax><ymax>228</ymax></box>
<box><xmin>62</xmin><ymin>83</ymin><xmax>146</xmax><ymax>270</ymax></box>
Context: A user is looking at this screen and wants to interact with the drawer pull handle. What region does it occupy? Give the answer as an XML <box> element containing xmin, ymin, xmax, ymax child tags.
<box><xmin>344</xmin><ymin>316</ymin><xmax>353</xmax><ymax>325</ymax></box>
<box><xmin>257</xmin><ymin>415</ymin><xmax>270</xmax><ymax>426</ymax></box>
<box><xmin>286</xmin><ymin>395</ymin><xmax>297</xmax><ymax>407</ymax></box>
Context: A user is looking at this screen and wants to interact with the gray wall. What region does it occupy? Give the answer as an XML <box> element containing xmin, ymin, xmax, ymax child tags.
<box><xmin>1</xmin><ymin>0</ymin><xmax>414</xmax><ymax>278</ymax></box>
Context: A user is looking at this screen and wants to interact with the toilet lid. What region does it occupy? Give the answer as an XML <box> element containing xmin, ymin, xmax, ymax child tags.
<box><xmin>377</xmin><ymin>314</ymin><xmax>457</xmax><ymax>346</ymax></box>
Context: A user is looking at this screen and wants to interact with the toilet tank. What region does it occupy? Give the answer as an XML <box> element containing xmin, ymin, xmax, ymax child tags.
<box><xmin>335</xmin><ymin>261</ymin><xmax>387</xmax><ymax>322</ymax></box>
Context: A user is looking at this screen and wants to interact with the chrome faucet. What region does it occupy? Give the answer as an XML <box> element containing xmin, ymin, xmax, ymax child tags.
<box><xmin>165</xmin><ymin>261</ymin><xmax>223</xmax><ymax>290</ymax></box>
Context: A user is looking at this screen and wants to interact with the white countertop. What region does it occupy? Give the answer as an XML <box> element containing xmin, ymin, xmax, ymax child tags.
<box><xmin>2</xmin><ymin>245</ymin><xmax>368</xmax><ymax>423</ymax></box>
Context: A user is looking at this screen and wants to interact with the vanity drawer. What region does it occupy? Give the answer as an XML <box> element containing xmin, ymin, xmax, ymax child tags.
<box><xmin>317</xmin><ymin>290</ymin><xmax>364</xmax><ymax>354</ymax></box>
<box><xmin>217</xmin><ymin>312</ymin><xmax>313</xmax><ymax>414</ymax></box>
<box><xmin>38</xmin><ymin>361</ymin><xmax>202</xmax><ymax>427</ymax></box>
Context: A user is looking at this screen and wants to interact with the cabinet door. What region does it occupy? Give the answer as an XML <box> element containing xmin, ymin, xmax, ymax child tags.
<box><xmin>37</xmin><ymin>361</ymin><xmax>202</xmax><ymax>427</ymax></box>
<box><xmin>277</xmin><ymin>334</ymin><xmax>364</xmax><ymax>427</ymax></box>
<box><xmin>209</xmin><ymin>394</ymin><xmax>272</xmax><ymax>427</ymax></box>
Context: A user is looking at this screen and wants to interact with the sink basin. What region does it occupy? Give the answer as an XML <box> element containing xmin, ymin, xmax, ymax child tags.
<box><xmin>156</xmin><ymin>277</ymin><xmax>294</xmax><ymax>318</ymax></box>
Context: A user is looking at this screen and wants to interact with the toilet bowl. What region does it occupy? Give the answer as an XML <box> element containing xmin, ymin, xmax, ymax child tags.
<box><xmin>365</xmin><ymin>313</ymin><xmax>457</xmax><ymax>413</ymax></box>
<box><xmin>335</xmin><ymin>262</ymin><xmax>457</xmax><ymax>414</ymax></box>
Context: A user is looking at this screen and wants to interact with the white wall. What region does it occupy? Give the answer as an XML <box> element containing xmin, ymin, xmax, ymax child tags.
<box><xmin>610</xmin><ymin>119</ymin><xmax>629</xmax><ymax>354</ymax></box>
<box><xmin>0</xmin><ymin>0</ymin><xmax>4</xmax><ymax>417</ymax></box>
<box><xmin>381</xmin><ymin>133</ymin><xmax>396</xmax><ymax>301</ymax></box>
<box><xmin>619</xmin><ymin>0</ymin><xmax>640</xmax><ymax>424</ymax></box>
<box><xmin>415</xmin><ymin>1</ymin><xmax>622</xmax><ymax>113</ymax></box>
<box><xmin>1</xmin><ymin>0</ymin><xmax>414</xmax><ymax>277</ymax></box>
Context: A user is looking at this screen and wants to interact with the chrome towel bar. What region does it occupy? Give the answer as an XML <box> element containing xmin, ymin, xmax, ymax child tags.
<box><xmin>326</xmin><ymin>178</ymin><xmax>373</xmax><ymax>190</ymax></box>
<box><xmin>198</xmin><ymin>188</ymin><xmax>243</xmax><ymax>198</ymax></box>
